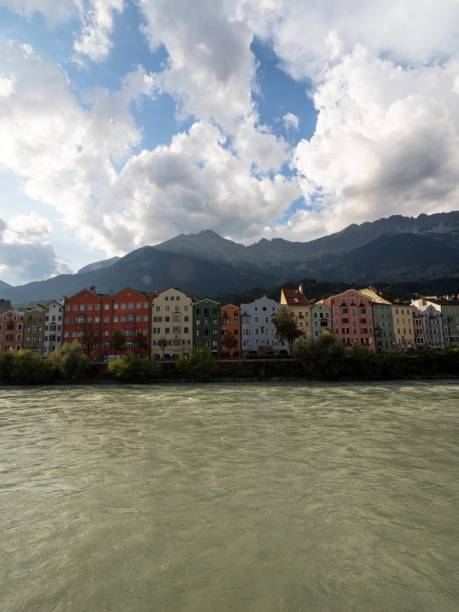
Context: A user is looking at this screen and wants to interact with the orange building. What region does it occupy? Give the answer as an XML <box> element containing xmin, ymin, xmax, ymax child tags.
<box><xmin>63</xmin><ymin>287</ymin><xmax>156</xmax><ymax>360</ymax></box>
<box><xmin>323</xmin><ymin>289</ymin><xmax>376</xmax><ymax>351</ymax></box>
<box><xmin>220</xmin><ymin>304</ymin><xmax>241</xmax><ymax>358</ymax></box>
<box><xmin>0</xmin><ymin>310</ymin><xmax>24</xmax><ymax>352</ymax></box>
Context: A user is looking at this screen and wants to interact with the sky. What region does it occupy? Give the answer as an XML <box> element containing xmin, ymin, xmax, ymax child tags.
<box><xmin>0</xmin><ymin>1</ymin><xmax>459</xmax><ymax>285</ymax></box>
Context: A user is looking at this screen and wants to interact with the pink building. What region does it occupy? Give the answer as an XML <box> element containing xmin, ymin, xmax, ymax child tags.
<box><xmin>323</xmin><ymin>289</ymin><xmax>376</xmax><ymax>351</ymax></box>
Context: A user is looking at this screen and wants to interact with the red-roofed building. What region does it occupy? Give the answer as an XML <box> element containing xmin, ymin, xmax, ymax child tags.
<box><xmin>280</xmin><ymin>284</ymin><xmax>311</xmax><ymax>337</ymax></box>
<box><xmin>63</xmin><ymin>287</ymin><xmax>156</xmax><ymax>360</ymax></box>
<box><xmin>322</xmin><ymin>289</ymin><xmax>376</xmax><ymax>351</ymax></box>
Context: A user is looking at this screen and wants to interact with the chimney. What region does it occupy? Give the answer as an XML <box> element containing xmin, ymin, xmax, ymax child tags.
<box><xmin>298</xmin><ymin>282</ymin><xmax>304</xmax><ymax>295</ymax></box>
<box><xmin>89</xmin><ymin>286</ymin><xmax>96</xmax><ymax>293</ymax></box>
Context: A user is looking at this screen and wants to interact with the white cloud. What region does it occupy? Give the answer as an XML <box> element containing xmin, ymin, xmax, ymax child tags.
<box><xmin>0</xmin><ymin>0</ymin><xmax>123</xmax><ymax>63</ymax></box>
<box><xmin>98</xmin><ymin>120</ymin><xmax>299</xmax><ymax>250</ymax></box>
<box><xmin>0</xmin><ymin>38</ymin><xmax>299</xmax><ymax>258</ymax></box>
<box><xmin>0</xmin><ymin>0</ymin><xmax>76</xmax><ymax>25</ymax></box>
<box><xmin>73</xmin><ymin>0</ymin><xmax>124</xmax><ymax>63</ymax></box>
<box><xmin>287</xmin><ymin>46</ymin><xmax>459</xmax><ymax>240</ymax></box>
<box><xmin>0</xmin><ymin>76</ymin><xmax>15</xmax><ymax>97</ymax></box>
<box><xmin>0</xmin><ymin>214</ymin><xmax>69</xmax><ymax>282</ymax></box>
<box><xmin>282</xmin><ymin>112</ymin><xmax>299</xmax><ymax>131</ymax></box>
<box><xmin>3</xmin><ymin>0</ymin><xmax>459</xmax><ymax>269</ymax></box>
<box><xmin>4</xmin><ymin>212</ymin><xmax>53</xmax><ymax>243</ymax></box>
<box><xmin>241</xmin><ymin>0</ymin><xmax>459</xmax><ymax>79</ymax></box>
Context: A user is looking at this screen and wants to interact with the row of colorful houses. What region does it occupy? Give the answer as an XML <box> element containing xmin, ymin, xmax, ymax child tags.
<box><xmin>1</xmin><ymin>284</ymin><xmax>458</xmax><ymax>359</ymax></box>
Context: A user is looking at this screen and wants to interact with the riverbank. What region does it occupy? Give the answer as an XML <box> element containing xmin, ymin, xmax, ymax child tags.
<box><xmin>1</xmin><ymin>346</ymin><xmax>458</xmax><ymax>384</ymax></box>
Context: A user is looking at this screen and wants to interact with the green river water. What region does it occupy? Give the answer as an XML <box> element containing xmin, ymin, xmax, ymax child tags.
<box><xmin>1</xmin><ymin>382</ymin><xmax>459</xmax><ymax>611</ymax></box>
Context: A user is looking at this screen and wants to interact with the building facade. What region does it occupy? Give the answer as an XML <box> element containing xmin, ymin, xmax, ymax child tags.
<box><xmin>412</xmin><ymin>311</ymin><xmax>426</xmax><ymax>348</ymax></box>
<box><xmin>152</xmin><ymin>288</ymin><xmax>193</xmax><ymax>359</ymax></box>
<box><xmin>437</xmin><ymin>299</ymin><xmax>459</xmax><ymax>347</ymax></box>
<box><xmin>240</xmin><ymin>296</ymin><xmax>289</xmax><ymax>356</ymax></box>
<box><xmin>220</xmin><ymin>304</ymin><xmax>240</xmax><ymax>358</ymax></box>
<box><xmin>0</xmin><ymin>310</ymin><xmax>24</xmax><ymax>352</ymax></box>
<box><xmin>43</xmin><ymin>301</ymin><xmax>64</xmax><ymax>356</ymax></box>
<box><xmin>64</xmin><ymin>287</ymin><xmax>155</xmax><ymax>360</ymax></box>
<box><xmin>360</xmin><ymin>288</ymin><xmax>395</xmax><ymax>352</ymax></box>
<box><xmin>391</xmin><ymin>304</ymin><xmax>415</xmax><ymax>351</ymax></box>
<box><xmin>309</xmin><ymin>302</ymin><xmax>331</xmax><ymax>339</ymax></box>
<box><xmin>411</xmin><ymin>298</ymin><xmax>447</xmax><ymax>349</ymax></box>
<box><xmin>280</xmin><ymin>285</ymin><xmax>311</xmax><ymax>337</ymax></box>
<box><xmin>193</xmin><ymin>299</ymin><xmax>220</xmax><ymax>355</ymax></box>
<box><xmin>323</xmin><ymin>289</ymin><xmax>376</xmax><ymax>351</ymax></box>
<box><xmin>23</xmin><ymin>306</ymin><xmax>45</xmax><ymax>354</ymax></box>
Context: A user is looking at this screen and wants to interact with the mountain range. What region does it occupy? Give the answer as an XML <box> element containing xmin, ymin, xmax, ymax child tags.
<box><xmin>1</xmin><ymin>211</ymin><xmax>459</xmax><ymax>305</ymax></box>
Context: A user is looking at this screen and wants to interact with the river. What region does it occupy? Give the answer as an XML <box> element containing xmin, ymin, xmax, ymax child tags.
<box><xmin>1</xmin><ymin>382</ymin><xmax>458</xmax><ymax>611</ymax></box>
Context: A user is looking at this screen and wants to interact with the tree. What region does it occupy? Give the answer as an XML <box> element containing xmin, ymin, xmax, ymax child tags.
<box><xmin>175</xmin><ymin>347</ymin><xmax>216</xmax><ymax>381</ymax></box>
<box><xmin>157</xmin><ymin>337</ymin><xmax>169</xmax><ymax>359</ymax></box>
<box><xmin>133</xmin><ymin>332</ymin><xmax>149</xmax><ymax>356</ymax></box>
<box><xmin>112</xmin><ymin>330</ymin><xmax>125</xmax><ymax>356</ymax></box>
<box><xmin>0</xmin><ymin>350</ymin><xmax>56</xmax><ymax>385</ymax></box>
<box><xmin>273</xmin><ymin>307</ymin><xmax>303</xmax><ymax>353</ymax></box>
<box><xmin>293</xmin><ymin>332</ymin><xmax>346</xmax><ymax>378</ymax></box>
<box><xmin>48</xmin><ymin>342</ymin><xmax>91</xmax><ymax>381</ymax></box>
<box><xmin>108</xmin><ymin>354</ymin><xmax>161</xmax><ymax>382</ymax></box>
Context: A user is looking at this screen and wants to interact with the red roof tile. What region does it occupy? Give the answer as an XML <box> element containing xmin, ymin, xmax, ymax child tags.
<box><xmin>281</xmin><ymin>288</ymin><xmax>308</xmax><ymax>306</ymax></box>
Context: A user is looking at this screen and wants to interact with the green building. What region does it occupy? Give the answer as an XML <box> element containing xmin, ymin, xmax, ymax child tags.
<box><xmin>372</xmin><ymin>303</ymin><xmax>396</xmax><ymax>352</ymax></box>
<box><xmin>438</xmin><ymin>299</ymin><xmax>459</xmax><ymax>347</ymax></box>
<box><xmin>309</xmin><ymin>303</ymin><xmax>331</xmax><ymax>339</ymax></box>
<box><xmin>359</xmin><ymin>288</ymin><xmax>396</xmax><ymax>352</ymax></box>
<box><xmin>23</xmin><ymin>306</ymin><xmax>45</xmax><ymax>354</ymax></box>
<box><xmin>193</xmin><ymin>299</ymin><xmax>220</xmax><ymax>355</ymax></box>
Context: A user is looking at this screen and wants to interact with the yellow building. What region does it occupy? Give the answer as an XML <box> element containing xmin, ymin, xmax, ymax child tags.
<box><xmin>391</xmin><ymin>304</ymin><xmax>415</xmax><ymax>351</ymax></box>
<box><xmin>280</xmin><ymin>284</ymin><xmax>311</xmax><ymax>337</ymax></box>
<box><xmin>152</xmin><ymin>288</ymin><xmax>193</xmax><ymax>359</ymax></box>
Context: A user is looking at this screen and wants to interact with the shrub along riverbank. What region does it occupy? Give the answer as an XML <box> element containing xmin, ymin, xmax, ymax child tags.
<box><xmin>0</xmin><ymin>340</ymin><xmax>458</xmax><ymax>385</ymax></box>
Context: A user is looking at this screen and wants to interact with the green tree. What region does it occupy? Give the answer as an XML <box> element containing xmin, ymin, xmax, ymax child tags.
<box><xmin>112</xmin><ymin>330</ymin><xmax>125</xmax><ymax>356</ymax></box>
<box><xmin>108</xmin><ymin>354</ymin><xmax>161</xmax><ymax>383</ymax></box>
<box><xmin>175</xmin><ymin>347</ymin><xmax>216</xmax><ymax>381</ymax></box>
<box><xmin>48</xmin><ymin>342</ymin><xmax>91</xmax><ymax>381</ymax></box>
<box><xmin>0</xmin><ymin>351</ymin><xmax>56</xmax><ymax>385</ymax></box>
<box><xmin>273</xmin><ymin>306</ymin><xmax>303</xmax><ymax>353</ymax></box>
<box><xmin>0</xmin><ymin>351</ymin><xmax>15</xmax><ymax>384</ymax></box>
<box><xmin>133</xmin><ymin>332</ymin><xmax>149</xmax><ymax>356</ymax></box>
<box><xmin>293</xmin><ymin>332</ymin><xmax>346</xmax><ymax>378</ymax></box>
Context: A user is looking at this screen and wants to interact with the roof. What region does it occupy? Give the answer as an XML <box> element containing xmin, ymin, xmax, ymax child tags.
<box><xmin>434</xmin><ymin>299</ymin><xmax>459</xmax><ymax>307</ymax></box>
<box><xmin>359</xmin><ymin>287</ymin><xmax>392</xmax><ymax>305</ymax></box>
<box><xmin>281</xmin><ymin>287</ymin><xmax>308</xmax><ymax>306</ymax></box>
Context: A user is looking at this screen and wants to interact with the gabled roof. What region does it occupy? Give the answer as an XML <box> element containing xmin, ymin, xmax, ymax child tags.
<box><xmin>359</xmin><ymin>287</ymin><xmax>392</xmax><ymax>305</ymax></box>
<box><xmin>281</xmin><ymin>287</ymin><xmax>308</xmax><ymax>306</ymax></box>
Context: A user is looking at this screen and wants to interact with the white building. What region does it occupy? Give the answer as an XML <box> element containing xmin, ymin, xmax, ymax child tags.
<box><xmin>240</xmin><ymin>296</ymin><xmax>289</xmax><ymax>356</ymax></box>
<box><xmin>43</xmin><ymin>300</ymin><xmax>64</xmax><ymax>356</ymax></box>
<box><xmin>411</xmin><ymin>299</ymin><xmax>445</xmax><ymax>349</ymax></box>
